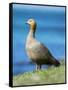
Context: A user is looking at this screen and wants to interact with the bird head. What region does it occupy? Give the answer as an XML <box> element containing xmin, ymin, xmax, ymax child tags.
<box><xmin>26</xmin><ymin>19</ymin><xmax>37</xmax><ymax>31</ymax></box>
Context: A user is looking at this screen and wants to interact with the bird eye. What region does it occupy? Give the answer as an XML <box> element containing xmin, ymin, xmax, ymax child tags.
<box><xmin>29</xmin><ymin>20</ymin><xmax>32</xmax><ymax>22</ymax></box>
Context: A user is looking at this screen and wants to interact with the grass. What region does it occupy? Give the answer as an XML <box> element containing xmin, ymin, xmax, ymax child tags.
<box><xmin>13</xmin><ymin>60</ymin><xmax>66</xmax><ymax>86</ymax></box>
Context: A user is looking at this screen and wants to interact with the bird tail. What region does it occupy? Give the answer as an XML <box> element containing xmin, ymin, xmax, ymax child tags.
<box><xmin>54</xmin><ymin>59</ymin><xmax>60</xmax><ymax>67</ymax></box>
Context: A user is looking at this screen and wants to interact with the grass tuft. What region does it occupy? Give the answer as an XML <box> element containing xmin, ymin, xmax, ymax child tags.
<box><xmin>13</xmin><ymin>60</ymin><xmax>66</xmax><ymax>86</ymax></box>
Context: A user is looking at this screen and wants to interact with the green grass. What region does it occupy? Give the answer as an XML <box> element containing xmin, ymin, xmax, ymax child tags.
<box><xmin>13</xmin><ymin>60</ymin><xmax>66</xmax><ymax>86</ymax></box>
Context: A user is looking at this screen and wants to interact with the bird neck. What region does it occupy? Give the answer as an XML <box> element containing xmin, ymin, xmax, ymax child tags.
<box><xmin>28</xmin><ymin>29</ymin><xmax>35</xmax><ymax>39</ymax></box>
<box><xmin>27</xmin><ymin>24</ymin><xmax>36</xmax><ymax>40</ymax></box>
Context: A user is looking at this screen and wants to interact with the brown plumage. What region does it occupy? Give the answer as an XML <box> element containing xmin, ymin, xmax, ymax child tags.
<box><xmin>26</xmin><ymin>19</ymin><xmax>60</xmax><ymax>70</ymax></box>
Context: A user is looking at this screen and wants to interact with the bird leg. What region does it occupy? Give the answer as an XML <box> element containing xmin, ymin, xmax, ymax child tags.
<box><xmin>36</xmin><ymin>64</ymin><xmax>41</xmax><ymax>70</ymax></box>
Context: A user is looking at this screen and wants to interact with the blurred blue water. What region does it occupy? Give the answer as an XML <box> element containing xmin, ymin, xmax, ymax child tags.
<box><xmin>13</xmin><ymin>4</ymin><xmax>65</xmax><ymax>75</ymax></box>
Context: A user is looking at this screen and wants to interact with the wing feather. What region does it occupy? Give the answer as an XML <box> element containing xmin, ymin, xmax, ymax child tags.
<box><xmin>30</xmin><ymin>42</ymin><xmax>54</xmax><ymax>61</ymax></box>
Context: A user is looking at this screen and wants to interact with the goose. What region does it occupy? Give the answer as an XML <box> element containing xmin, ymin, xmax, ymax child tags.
<box><xmin>26</xmin><ymin>19</ymin><xmax>60</xmax><ymax>70</ymax></box>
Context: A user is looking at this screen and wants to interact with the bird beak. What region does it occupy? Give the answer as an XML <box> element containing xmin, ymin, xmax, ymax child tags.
<box><xmin>26</xmin><ymin>21</ymin><xmax>29</xmax><ymax>24</ymax></box>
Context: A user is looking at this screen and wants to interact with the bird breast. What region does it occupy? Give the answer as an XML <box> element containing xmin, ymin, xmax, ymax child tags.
<box><xmin>26</xmin><ymin>38</ymin><xmax>41</xmax><ymax>60</ymax></box>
